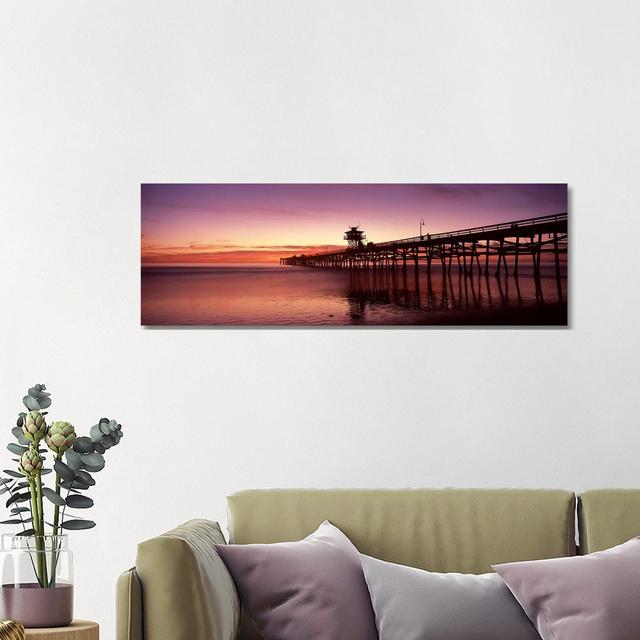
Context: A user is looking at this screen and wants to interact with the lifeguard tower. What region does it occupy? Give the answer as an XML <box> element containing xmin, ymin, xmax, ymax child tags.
<box><xmin>344</xmin><ymin>226</ymin><xmax>366</xmax><ymax>250</ymax></box>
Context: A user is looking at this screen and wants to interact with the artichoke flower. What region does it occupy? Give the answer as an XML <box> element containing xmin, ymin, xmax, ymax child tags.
<box><xmin>22</xmin><ymin>410</ymin><xmax>46</xmax><ymax>443</ymax></box>
<box><xmin>19</xmin><ymin>448</ymin><xmax>43</xmax><ymax>479</ymax></box>
<box><xmin>45</xmin><ymin>421</ymin><xmax>76</xmax><ymax>455</ymax></box>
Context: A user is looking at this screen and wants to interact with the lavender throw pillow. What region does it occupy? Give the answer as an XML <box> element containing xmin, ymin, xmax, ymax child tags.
<box><xmin>215</xmin><ymin>521</ymin><xmax>378</xmax><ymax>640</ymax></box>
<box><xmin>494</xmin><ymin>536</ymin><xmax>640</xmax><ymax>640</ymax></box>
<box><xmin>361</xmin><ymin>554</ymin><xmax>540</xmax><ymax>640</ymax></box>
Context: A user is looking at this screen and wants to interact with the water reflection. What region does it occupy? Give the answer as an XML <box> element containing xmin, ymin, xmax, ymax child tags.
<box><xmin>141</xmin><ymin>264</ymin><xmax>567</xmax><ymax>326</ymax></box>
<box><xmin>344</xmin><ymin>264</ymin><xmax>566</xmax><ymax>325</ymax></box>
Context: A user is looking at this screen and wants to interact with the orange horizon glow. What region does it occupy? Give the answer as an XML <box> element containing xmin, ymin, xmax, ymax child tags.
<box><xmin>141</xmin><ymin>245</ymin><xmax>344</xmax><ymax>264</ymax></box>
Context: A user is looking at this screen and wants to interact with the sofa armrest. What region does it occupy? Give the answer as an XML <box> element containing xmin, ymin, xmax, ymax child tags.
<box><xmin>133</xmin><ymin>519</ymin><xmax>240</xmax><ymax>640</ymax></box>
<box><xmin>116</xmin><ymin>568</ymin><xmax>143</xmax><ymax>640</ymax></box>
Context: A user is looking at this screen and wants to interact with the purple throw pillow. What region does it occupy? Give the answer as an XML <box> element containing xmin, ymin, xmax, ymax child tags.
<box><xmin>215</xmin><ymin>520</ymin><xmax>378</xmax><ymax>640</ymax></box>
<box><xmin>494</xmin><ymin>537</ymin><xmax>640</xmax><ymax>640</ymax></box>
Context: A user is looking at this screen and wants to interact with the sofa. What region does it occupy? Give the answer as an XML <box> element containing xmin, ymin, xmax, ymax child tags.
<box><xmin>115</xmin><ymin>488</ymin><xmax>640</xmax><ymax>640</ymax></box>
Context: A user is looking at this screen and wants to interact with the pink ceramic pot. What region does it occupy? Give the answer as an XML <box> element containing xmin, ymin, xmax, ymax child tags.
<box><xmin>0</xmin><ymin>583</ymin><xmax>73</xmax><ymax>627</ymax></box>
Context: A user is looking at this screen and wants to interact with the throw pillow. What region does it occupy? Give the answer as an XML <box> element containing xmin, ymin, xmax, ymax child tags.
<box><xmin>215</xmin><ymin>520</ymin><xmax>378</xmax><ymax>640</ymax></box>
<box><xmin>494</xmin><ymin>536</ymin><xmax>640</xmax><ymax>640</ymax></box>
<box><xmin>361</xmin><ymin>554</ymin><xmax>540</xmax><ymax>640</ymax></box>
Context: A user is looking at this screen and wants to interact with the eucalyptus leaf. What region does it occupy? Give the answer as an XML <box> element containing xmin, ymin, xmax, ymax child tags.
<box><xmin>0</xmin><ymin>478</ymin><xmax>12</xmax><ymax>485</ymax></box>
<box><xmin>3</xmin><ymin>470</ymin><xmax>23</xmax><ymax>479</ymax></box>
<box><xmin>66</xmin><ymin>495</ymin><xmax>93</xmax><ymax>509</ymax></box>
<box><xmin>0</xmin><ymin>519</ymin><xmax>23</xmax><ymax>525</ymax></box>
<box><xmin>17</xmin><ymin>493</ymin><xmax>31</xmax><ymax>503</ymax></box>
<box><xmin>17</xmin><ymin>435</ymin><xmax>30</xmax><ymax>446</ymax></box>
<box><xmin>0</xmin><ymin>488</ymin><xmax>9</xmax><ymax>495</ymax></box>
<box><xmin>60</xmin><ymin>519</ymin><xmax>96</xmax><ymax>530</ymax></box>
<box><xmin>65</xmin><ymin>450</ymin><xmax>83</xmax><ymax>471</ymax></box>
<box><xmin>82</xmin><ymin>452</ymin><xmax>104</xmax><ymax>467</ymax></box>
<box><xmin>10</xmin><ymin>507</ymin><xmax>30</xmax><ymax>514</ymax></box>
<box><xmin>7</xmin><ymin>444</ymin><xmax>27</xmax><ymax>456</ymax></box>
<box><xmin>93</xmin><ymin>442</ymin><xmax>105</xmax><ymax>455</ymax></box>
<box><xmin>6</xmin><ymin>494</ymin><xmax>21</xmax><ymax>508</ymax></box>
<box><xmin>53</xmin><ymin>460</ymin><xmax>75</xmax><ymax>481</ymax></box>
<box><xmin>23</xmin><ymin>396</ymin><xmax>40</xmax><ymax>411</ymax></box>
<box><xmin>15</xmin><ymin>528</ymin><xmax>36</xmax><ymax>536</ymax></box>
<box><xmin>73</xmin><ymin>437</ymin><xmax>94</xmax><ymax>454</ymax></box>
<box><xmin>74</xmin><ymin>470</ymin><xmax>95</xmax><ymax>486</ymax></box>
<box><xmin>61</xmin><ymin>479</ymin><xmax>89</xmax><ymax>491</ymax></box>
<box><xmin>40</xmin><ymin>469</ymin><xmax>52</xmax><ymax>476</ymax></box>
<box><xmin>82</xmin><ymin>463</ymin><xmax>104</xmax><ymax>473</ymax></box>
<box><xmin>42</xmin><ymin>487</ymin><xmax>66</xmax><ymax>507</ymax></box>
<box><xmin>89</xmin><ymin>424</ymin><xmax>102</xmax><ymax>443</ymax></box>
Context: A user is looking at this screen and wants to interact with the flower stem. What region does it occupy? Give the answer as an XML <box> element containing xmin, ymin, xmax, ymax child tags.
<box><xmin>49</xmin><ymin>455</ymin><xmax>63</xmax><ymax>587</ymax></box>
<box><xmin>35</xmin><ymin>473</ymin><xmax>48</xmax><ymax>586</ymax></box>
<box><xmin>29</xmin><ymin>479</ymin><xmax>44</xmax><ymax>587</ymax></box>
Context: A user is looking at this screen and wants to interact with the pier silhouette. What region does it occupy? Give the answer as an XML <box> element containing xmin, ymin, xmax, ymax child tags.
<box><xmin>280</xmin><ymin>213</ymin><xmax>567</xmax><ymax>283</ymax></box>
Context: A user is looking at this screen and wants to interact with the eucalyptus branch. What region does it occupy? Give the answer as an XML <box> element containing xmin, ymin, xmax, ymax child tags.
<box><xmin>48</xmin><ymin>485</ymin><xmax>72</xmax><ymax>588</ymax></box>
<box><xmin>3</xmin><ymin>383</ymin><xmax>125</xmax><ymax>591</ymax></box>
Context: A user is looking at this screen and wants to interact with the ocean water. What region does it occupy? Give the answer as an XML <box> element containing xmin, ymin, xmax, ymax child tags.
<box><xmin>141</xmin><ymin>263</ymin><xmax>567</xmax><ymax>326</ymax></box>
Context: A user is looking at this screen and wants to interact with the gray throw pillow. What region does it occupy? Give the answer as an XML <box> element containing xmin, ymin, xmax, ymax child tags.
<box><xmin>360</xmin><ymin>554</ymin><xmax>540</xmax><ymax>640</ymax></box>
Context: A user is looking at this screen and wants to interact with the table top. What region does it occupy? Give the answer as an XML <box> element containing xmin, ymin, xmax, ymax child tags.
<box><xmin>24</xmin><ymin>620</ymin><xmax>98</xmax><ymax>640</ymax></box>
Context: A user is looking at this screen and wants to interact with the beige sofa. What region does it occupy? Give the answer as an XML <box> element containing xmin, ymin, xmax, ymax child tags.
<box><xmin>116</xmin><ymin>488</ymin><xmax>640</xmax><ymax>640</ymax></box>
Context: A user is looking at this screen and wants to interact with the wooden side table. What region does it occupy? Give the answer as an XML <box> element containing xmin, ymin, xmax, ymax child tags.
<box><xmin>24</xmin><ymin>620</ymin><xmax>98</xmax><ymax>640</ymax></box>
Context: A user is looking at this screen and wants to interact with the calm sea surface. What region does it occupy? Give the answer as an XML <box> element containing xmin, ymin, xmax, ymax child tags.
<box><xmin>141</xmin><ymin>264</ymin><xmax>567</xmax><ymax>326</ymax></box>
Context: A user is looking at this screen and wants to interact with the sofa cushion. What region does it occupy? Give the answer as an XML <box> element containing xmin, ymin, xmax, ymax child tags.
<box><xmin>228</xmin><ymin>489</ymin><xmax>576</xmax><ymax>574</ymax></box>
<box><xmin>216</xmin><ymin>520</ymin><xmax>378</xmax><ymax>640</ymax></box>
<box><xmin>578</xmin><ymin>489</ymin><xmax>640</xmax><ymax>553</ymax></box>
<box><xmin>361</xmin><ymin>554</ymin><xmax>540</xmax><ymax>640</ymax></box>
<box><xmin>136</xmin><ymin>519</ymin><xmax>240</xmax><ymax>640</ymax></box>
<box><xmin>494</xmin><ymin>537</ymin><xmax>640</xmax><ymax>640</ymax></box>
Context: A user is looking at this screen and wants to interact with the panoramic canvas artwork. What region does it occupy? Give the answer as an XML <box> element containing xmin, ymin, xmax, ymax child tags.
<box><xmin>141</xmin><ymin>184</ymin><xmax>568</xmax><ymax>326</ymax></box>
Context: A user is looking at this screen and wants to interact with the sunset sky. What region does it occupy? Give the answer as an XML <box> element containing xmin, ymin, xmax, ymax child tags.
<box><xmin>141</xmin><ymin>184</ymin><xmax>567</xmax><ymax>264</ymax></box>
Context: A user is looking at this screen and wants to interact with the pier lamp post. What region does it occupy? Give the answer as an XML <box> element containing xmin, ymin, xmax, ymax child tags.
<box><xmin>420</xmin><ymin>219</ymin><xmax>425</xmax><ymax>238</ymax></box>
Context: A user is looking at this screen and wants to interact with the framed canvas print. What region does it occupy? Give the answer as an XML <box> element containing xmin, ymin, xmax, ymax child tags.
<box><xmin>141</xmin><ymin>184</ymin><xmax>567</xmax><ymax>326</ymax></box>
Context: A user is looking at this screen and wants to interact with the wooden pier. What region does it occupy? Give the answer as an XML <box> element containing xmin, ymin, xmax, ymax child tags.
<box><xmin>280</xmin><ymin>213</ymin><xmax>567</xmax><ymax>279</ymax></box>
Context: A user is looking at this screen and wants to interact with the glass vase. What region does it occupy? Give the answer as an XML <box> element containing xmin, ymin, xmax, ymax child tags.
<box><xmin>0</xmin><ymin>534</ymin><xmax>73</xmax><ymax>627</ymax></box>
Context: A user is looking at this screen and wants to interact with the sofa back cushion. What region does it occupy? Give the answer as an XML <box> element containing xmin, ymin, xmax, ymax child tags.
<box><xmin>229</xmin><ymin>489</ymin><xmax>575</xmax><ymax>640</ymax></box>
<box><xmin>228</xmin><ymin>489</ymin><xmax>576</xmax><ymax>573</ymax></box>
<box><xmin>578</xmin><ymin>489</ymin><xmax>640</xmax><ymax>553</ymax></box>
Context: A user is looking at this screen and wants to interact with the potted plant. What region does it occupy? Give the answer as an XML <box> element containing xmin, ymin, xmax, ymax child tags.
<box><xmin>0</xmin><ymin>384</ymin><xmax>124</xmax><ymax>627</ymax></box>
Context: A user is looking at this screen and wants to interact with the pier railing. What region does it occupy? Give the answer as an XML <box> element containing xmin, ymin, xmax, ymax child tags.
<box><xmin>308</xmin><ymin>213</ymin><xmax>567</xmax><ymax>257</ymax></box>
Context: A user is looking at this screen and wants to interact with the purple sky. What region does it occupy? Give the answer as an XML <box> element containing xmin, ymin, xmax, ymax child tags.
<box><xmin>141</xmin><ymin>184</ymin><xmax>567</xmax><ymax>263</ymax></box>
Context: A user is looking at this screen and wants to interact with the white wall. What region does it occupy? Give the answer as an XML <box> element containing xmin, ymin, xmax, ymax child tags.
<box><xmin>1</xmin><ymin>0</ymin><xmax>639</xmax><ymax>635</ymax></box>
